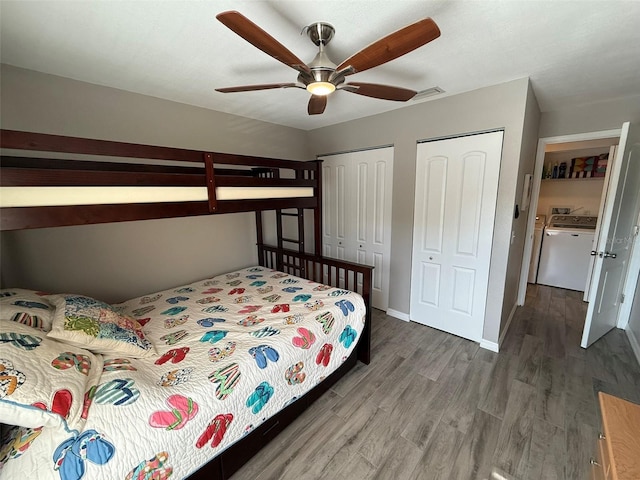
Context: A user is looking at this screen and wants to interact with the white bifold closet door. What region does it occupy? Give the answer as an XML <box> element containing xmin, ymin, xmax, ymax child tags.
<box><xmin>410</xmin><ymin>131</ymin><xmax>503</xmax><ymax>342</ymax></box>
<box><xmin>320</xmin><ymin>147</ymin><xmax>394</xmax><ymax>311</ymax></box>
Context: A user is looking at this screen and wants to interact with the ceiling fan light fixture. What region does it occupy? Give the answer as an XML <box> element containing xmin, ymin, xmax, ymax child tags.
<box><xmin>215</xmin><ymin>12</ymin><xmax>442</xmax><ymax>115</ymax></box>
<box><xmin>306</xmin><ymin>81</ymin><xmax>335</xmax><ymax>96</ymax></box>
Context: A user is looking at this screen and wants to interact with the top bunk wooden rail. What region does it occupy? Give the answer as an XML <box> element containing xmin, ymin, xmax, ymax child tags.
<box><xmin>0</xmin><ymin>129</ymin><xmax>322</xmax><ymax>231</ymax></box>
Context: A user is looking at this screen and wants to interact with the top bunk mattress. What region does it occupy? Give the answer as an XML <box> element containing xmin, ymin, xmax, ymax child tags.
<box><xmin>0</xmin><ymin>266</ymin><xmax>366</xmax><ymax>479</ymax></box>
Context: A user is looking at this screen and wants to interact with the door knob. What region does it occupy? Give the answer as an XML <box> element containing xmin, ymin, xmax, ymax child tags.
<box><xmin>590</xmin><ymin>250</ymin><xmax>598</xmax><ymax>256</ymax></box>
<box><xmin>603</xmin><ymin>251</ymin><xmax>617</xmax><ymax>259</ymax></box>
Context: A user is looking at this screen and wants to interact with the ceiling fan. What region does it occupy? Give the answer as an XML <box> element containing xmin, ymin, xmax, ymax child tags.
<box><xmin>215</xmin><ymin>11</ymin><xmax>441</xmax><ymax>115</ymax></box>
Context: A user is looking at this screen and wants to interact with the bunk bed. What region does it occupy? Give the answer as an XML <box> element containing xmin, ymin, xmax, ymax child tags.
<box><xmin>0</xmin><ymin>130</ymin><xmax>373</xmax><ymax>479</ymax></box>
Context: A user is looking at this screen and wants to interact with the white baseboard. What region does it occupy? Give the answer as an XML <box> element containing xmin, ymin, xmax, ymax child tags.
<box><xmin>479</xmin><ymin>302</ymin><xmax>517</xmax><ymax>354</ymax></box>
<box><xmin>479</xmin><ymin>339</ymin><xmax>499</xmax><ymax>352</ymax></box>
<box><xmin>498</xmin><ymin>303</ymin><xmax>518</xmax><ymax>346</ymax></box>
<box><xmin>626</xmin><ymin>327</ymin><xmax>640</xmax><ymax>368</ymax></box>
<box><xmin>386</xmin><ymin>308</ymin><xmax>410</xmax><ymax>322</ymax></box>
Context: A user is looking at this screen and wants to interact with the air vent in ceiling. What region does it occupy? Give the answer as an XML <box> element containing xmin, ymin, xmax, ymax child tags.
<box><xmin>413</xmin><ymin>86</ymin><xmax>445</xmax><ymax>100</ymax></box>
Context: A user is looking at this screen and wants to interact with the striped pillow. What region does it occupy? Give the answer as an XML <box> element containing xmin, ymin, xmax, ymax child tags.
<box><xmin>11</xmin><ymin>312</ymin><xmax>44</xmax><ymax>330</ymax></box>
<box><xmin>0</xmin><ymin>289</ymin><xmax>55</xmax><ymax>332</ymax></box>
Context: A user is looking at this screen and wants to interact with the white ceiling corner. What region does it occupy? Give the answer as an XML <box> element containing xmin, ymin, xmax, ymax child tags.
<box><xmin>1</xmin><ymin>0</ymin><xmax>639</xmax><ymax>131</ymax></box>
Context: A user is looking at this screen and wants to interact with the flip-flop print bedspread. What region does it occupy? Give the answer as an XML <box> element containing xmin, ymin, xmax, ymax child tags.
<box><xmin>0</xmin><ymin>266</ymin><xmax>366</xmax><ymax>479</ymax></box>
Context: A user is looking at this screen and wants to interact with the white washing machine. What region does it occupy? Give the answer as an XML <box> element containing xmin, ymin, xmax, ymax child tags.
<box><xmin>537</xmin><ymin>215</ymin><xmax>597</xmax><ymax>291</ymax></box>
<box><xmin>528</xmin><ymin>214</ymin><xmax>546</xmax><ymax>283</ymax></box>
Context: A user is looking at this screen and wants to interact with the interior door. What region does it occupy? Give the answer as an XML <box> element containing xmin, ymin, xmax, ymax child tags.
<box><xmin>322</xmin><ymin>158</ymin><xmax>348</xmax><ymax>262</ymax></box>
<box><xmin>583</xmin><ymin>144</ymin><xmax>618</xmax><ymax>301</ymax></box>
<box><xmin>321</xmin><ymin>147</ymin><xmax>394</xmax><ymax>310</ymax></box>
<box><xmin>582</xmin><ymin>122</ymin><xmax>640</xmax><ymax>347</ymax></box>
<box><xmin>410</xmin><ymin>131</ymin><xmax>503</xmax><ymax>342</ymax></box>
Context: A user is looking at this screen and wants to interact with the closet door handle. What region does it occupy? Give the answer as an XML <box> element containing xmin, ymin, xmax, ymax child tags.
<box><xmin>603</xmin><ymin>251</ymin><xmax>617</xmax><ymax>259</ymax></box>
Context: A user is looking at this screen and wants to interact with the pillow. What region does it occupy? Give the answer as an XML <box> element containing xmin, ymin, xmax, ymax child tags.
<box><xmin>0</xmin><ymin>289</ymin><xmax>55</xmax><ymax>332</ymax></box>
<box><xmin>47</xmin><ymin>294</ymin><xmax>156</xmax><ymax>358</ymax></box>
<box><xmin>0</xmin><ymin>320</ymin><xmax>103</xmax><ymax>433</ymax></box>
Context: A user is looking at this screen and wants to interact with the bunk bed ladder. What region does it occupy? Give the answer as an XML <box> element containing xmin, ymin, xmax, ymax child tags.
<box><xmin>255</xmin><ymin>161</ymin><xmax>323</xmax><ymax>279</ymax></box>
<box><xmin>253</xmin><ymin>167</ymin><xmax>305</xmax><ymax>277</ymax></box>
<box><xmin>275</xmin><ymin>165</ymin><xmax>306</xmax><ymax>276</ymax></box>
<box><xmin>276</xmin><ymin>207</ymin><xmax>305</xmax><ymax>273</ymax></box>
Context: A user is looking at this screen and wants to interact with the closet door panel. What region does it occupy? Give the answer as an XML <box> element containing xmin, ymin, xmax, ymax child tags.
<box><xmin>410</xmin><ymin>131</ymin><xmax>503</xmax><ymax>342</ymax></box>
<box><xmin>320</xmin><ymin>147</ymin><xmax>393</xmax><ymax>310</ymax></box>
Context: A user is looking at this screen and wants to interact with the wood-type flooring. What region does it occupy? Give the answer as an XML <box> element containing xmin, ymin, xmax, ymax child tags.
<box><xmin>231</xmin><ymin>285</ymin><xmax>640</xmax><ymax>480</ymax></box>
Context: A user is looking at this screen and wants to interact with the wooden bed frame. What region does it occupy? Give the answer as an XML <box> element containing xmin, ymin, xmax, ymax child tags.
<box><xmin>0</xmin><ymin>129</ymin><xmax>373</xmax><ymax>479</ymax></box>
<box><xmin>188</xmin><ymin>245</ymin><xmax>372</xmax><ymax>479</ymax></box>
<box><xmin>0</xmin><ymin>129</ymin><xmax>321</xmax><ymax>233</ymax></box>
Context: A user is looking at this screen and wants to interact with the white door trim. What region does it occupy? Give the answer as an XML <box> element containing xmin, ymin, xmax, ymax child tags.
<box><xmin>517</xmin><ymin>128</ymin><xmax>622</xmax><ymax>306</ymax></box>
<box><xmin>416</xmin><ymin>128</ymin><xmax>505</xmax><ymax>145</ymax></box>
<box><xmin>316</xmin><ymin>144</ymin><xmax>394</xmax><ymax>159</ymax></box>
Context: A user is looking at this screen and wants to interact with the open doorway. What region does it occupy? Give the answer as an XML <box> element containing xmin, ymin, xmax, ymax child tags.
<box><xmin>516</xmin><ymin>122</ymin><xmax>640</xmax><ymax>364</ymax></box>
<box><xmin>518</xmin><ymin>122</ymin><xmax>640</xmax><ymax>353</ymax></box>
<box><xmin>519</xmin><ymin>130</ymin><xmax>622</xmax><ymax>306</ymax></box>
<box><xmin>532</xmin><ymin>137</ymin><xmax>618</xmax><ymax>301</ymax></box>
<box><xmin>517</xmin><ymin>129</ymin><xmax>624</xmax><ymax>347</ymax></box>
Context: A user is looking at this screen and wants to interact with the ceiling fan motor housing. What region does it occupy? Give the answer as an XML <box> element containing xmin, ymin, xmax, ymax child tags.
<box><xmin>300</xmin><ymin>22</ymin><xmax>336</xmax><ymax>85</ymax></box>
<box><xmin>304</xmin><ymin>22</ymin><xmax>335</xmax><ymax>46</ymax></box>
<box><xmin>303</xmin><ymin>22</ymin><xmax>338</xmax><ymax>85</ymax></box>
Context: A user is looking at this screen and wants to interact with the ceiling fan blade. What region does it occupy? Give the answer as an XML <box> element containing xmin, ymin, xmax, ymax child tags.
<box><xmin>217</xmin><ymin>11</ymin><xmax>310</xmax><ymax>74</ymax></box>
<box><xmin>336</xmin><ymin>17</ymin><xmax>440</xmax><ymax>74</ymax></box>
<box><xmin>216</xmin><ymin>83</ymin><xmax>299</xmax><ymax>93</ymax></box>
<box><xmin>344</xmin><ymin>83</ymin><xmax>417</xmax><ymax>101</ymax></box>
<box><xmin>308</xmin><ymin>95</ymin><xmax>327</xmax><ymax>115</ymax></box>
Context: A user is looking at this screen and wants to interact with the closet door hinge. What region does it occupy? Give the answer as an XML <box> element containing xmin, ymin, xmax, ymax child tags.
<box><xmin>633</xmin><ymin>225</ymin><xmax>640</xmax><ymax>237</ymax></box>
<box><xmin>620</xmin><ymin>293</ymin><xmax>625</xmax><ymax>304</ymax></box>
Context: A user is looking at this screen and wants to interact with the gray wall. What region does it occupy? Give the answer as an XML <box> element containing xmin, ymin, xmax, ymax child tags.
<box><xmin>1</xmin><ymin>216</ymin><xmax>258</xmax><ymax>303</ymax></box>
<box><xmin>539</xmin><ymin>94</ymin><xmax>640</xmax><ymax>137</ymax></box>
<box><xmin>500</xmin><ymin>81</ymin><xmax>541</xmax><ymax>338</ymax></box>
<box><xmin>307</xmin><ymin>78</ymin><xmax>537</xmax><ymax>345</ymax></box>
<box><xmin>0</xmin><ymin>65</ymin><xmax>311</xmax><ymax>303</ymax></box>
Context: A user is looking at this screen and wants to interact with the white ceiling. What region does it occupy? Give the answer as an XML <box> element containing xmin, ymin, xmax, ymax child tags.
<box><xmin>1</xmin><ymin>1</ymin><xmax>639</xmax><ymax>131</ymax></box>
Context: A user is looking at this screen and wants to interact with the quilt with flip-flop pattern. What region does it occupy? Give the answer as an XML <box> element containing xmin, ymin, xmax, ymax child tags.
<box><xmin>0</xmin><ymin>266</ymin><xmax>366</xmax><ymax>479</ymax></box>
